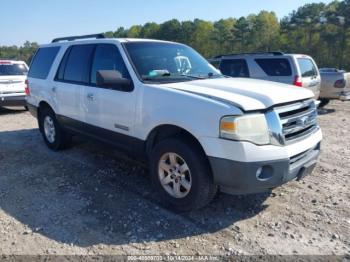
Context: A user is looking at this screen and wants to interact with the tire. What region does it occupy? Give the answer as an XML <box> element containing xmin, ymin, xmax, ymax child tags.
<box><xmin>24</xmin><ymin>106</ymin><xmax>28</xmax><ymax>111</ymax></box>
<box><xmin>149</xmin><ymin>137</ymin><xmax>217</xmax><ymax>212</ymax></box>
<box><xmin>319</xmin><ymin>99</ymin><xmax>330</xmax><ymax>108</ymax></box>
<box><xmin>39</xmin><ymin>107</ymin><xmax>71</xmax><ymax>151</ymax></box>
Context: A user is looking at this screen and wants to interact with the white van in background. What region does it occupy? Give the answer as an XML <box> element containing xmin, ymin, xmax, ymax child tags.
<box><xmin>209</xmin><ymin>52</ymin><xmax>321</xmax><ymax>99</ymax></box>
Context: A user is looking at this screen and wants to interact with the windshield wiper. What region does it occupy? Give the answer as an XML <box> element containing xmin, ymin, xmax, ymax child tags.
<box><xmin>180</xmin><ymin>74</ymin><xmax>207</xmax><ymax>79</ymax></box>
<box><xmin>181</xmin><ymin>73</ymin><xmax>225</xmax><ymax>79</ymax></box>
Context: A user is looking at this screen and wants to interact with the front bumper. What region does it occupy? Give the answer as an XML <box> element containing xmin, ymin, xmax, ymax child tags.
<box><xmin>209</xmin><ymin>142</ymin><xmax>321</xmax><ymax>195</ymax></box>
<box><xmin>0</xmin><ymin>95</ymin><xmax>26</xmax><ymax>107</ymax></box>
<box><xmin>339</xmin><ymin>91</ymin><xmax>350</xmax><ymax>101</ymax></box>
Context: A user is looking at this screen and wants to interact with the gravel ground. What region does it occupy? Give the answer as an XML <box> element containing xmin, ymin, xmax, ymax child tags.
<box><xmin>0</xmin><ymin>100</ymin><xmax>349</xmax><ymax>256</ymax></box>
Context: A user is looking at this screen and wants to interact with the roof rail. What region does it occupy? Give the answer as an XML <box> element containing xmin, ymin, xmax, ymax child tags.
<box><xmin>51</xmin><ymin>33</ymin><xmax>106</xmax><ymax>43</ymax></box>
<box><xmin>214</xmin><ymin>51</ymin><xmax>284</xmax><ymax>58</ymax></box>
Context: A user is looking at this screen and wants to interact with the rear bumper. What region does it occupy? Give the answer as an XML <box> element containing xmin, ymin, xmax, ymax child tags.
<box><xmin>320</xmin><ymin>88</ymin><xmax>350</xmax><ymax>100</ymax></box>
<box><xmin>0</xmin><ymin>95</ymin><xmax>26</xmax><ymax>106</ymax></box>
<box><xmin>209</xmin><ymin>143</ymin><xmax>321</xmax><ymax>195</ymax></box>
<box><xmin>26</xmin><ymin>103</ymin><xmax>38</xmax><ymax>118</ymax></box>
<box><xmin>339</xmin><ymin>91</ymin><xmax>350</xmax><ymax>101</ymax></box>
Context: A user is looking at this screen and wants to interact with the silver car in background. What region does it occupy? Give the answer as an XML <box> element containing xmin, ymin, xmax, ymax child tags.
<box><xmin>209</xmin><ymin>52</ymin><xmax>321</xmax><ymax>99</ymax></box>
<box><xmin>0</xmin><ymin>60</ymin><xmax>29</xmax><ymax>109</ymax></box>
<box><xmin>319</xmin><ymin>68</ymin><xmax>350</xmax><ymax>107</ymax></box>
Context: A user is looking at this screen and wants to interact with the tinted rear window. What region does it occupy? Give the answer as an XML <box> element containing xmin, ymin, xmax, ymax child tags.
<box><xmin>255</xmin><ymin>58</ymin><xmax>292</xmax><ymax>76</ymax></box>
<box><xmin>297</xmin><ymin>58</ymin><xmax>318</xmax><ymax>77</ymax></box>
<box><xmin>28</xmin><ymin>47</ymin><xmax>60</xmax><ymax>79</ymax></box>
<box><xmin>220</xmin><ymin>59</ymin><xmax>249</xmax><ymax>77</ymax></box>
<box><xmin>0</xmin><ymin>64</ymin><xmax>27</xmax><ymax>76</ymax></box>
<box><xmin>63</xmin><ymin>44</ymin><xmax>95</xmax><ymax>83</ymax></box>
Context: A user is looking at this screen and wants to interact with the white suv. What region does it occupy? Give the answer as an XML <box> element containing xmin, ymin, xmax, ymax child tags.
<box><xmin>0</xmin><ymin>60</ymin><xmax>29</xmax><ymax>108</ymax></box>
<box><xmin>210</xmin><ymin>52</ymin><xmax>321</xmax><ymax>99</ymax></box>
<box><xmin>26</xmin><ymin>35</ymin><xmax>322</xmax><ymax>211</ymax></box>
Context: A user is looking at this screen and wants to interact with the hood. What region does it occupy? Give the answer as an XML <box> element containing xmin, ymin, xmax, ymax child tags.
<box><xmin>161</xmin><ymin>78</ymin><xmax>314</xmax><ymax>111</ymax></box>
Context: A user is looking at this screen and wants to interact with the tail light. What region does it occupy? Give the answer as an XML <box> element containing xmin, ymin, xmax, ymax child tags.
<box><xmin>293</xmin><ymin>76</ymin><xmax>303</xmax><ymax>87</ymax></box>
<box><xmin>25</xmin><ymin>79</ymin><xmax>30</xmax><ymax>96</ymax></box>
<box><xmin>334</xmin><ymin>79</ymin><xmax>346</xmax><ymax>88</ymax></box>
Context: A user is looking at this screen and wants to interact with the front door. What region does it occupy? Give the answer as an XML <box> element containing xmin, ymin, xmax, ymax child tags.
<box><xmin>83</xmin><ymin>43</ymin><xmax>137</xmax><ymax>151</ymax></box>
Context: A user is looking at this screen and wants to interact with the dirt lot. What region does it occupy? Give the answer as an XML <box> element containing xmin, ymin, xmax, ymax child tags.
<box><xmin>0</xmin><ymin>101</ymin><xmax>349</xmax><ymax>256</ymax></box>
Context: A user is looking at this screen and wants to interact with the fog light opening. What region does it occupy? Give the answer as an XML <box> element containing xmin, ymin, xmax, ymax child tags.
<box><xmin>256</xmin><ymin>166</ymin><xmax>273</xmax><ymax>181</ymax></box>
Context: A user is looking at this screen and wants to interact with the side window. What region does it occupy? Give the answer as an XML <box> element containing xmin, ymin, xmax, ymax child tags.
<box><xmin>90</xmin><ymin>44</ymin><xmax>130</xmax><ymax>85</ymax></box>
<box><xmin>255</xmin><ymin>58</ymin><xmax>292</xmax><ymax>76</ymax></box>
<box><xmin>220</xmin><ymin>59</ymin><xmax>250</xmax><ymax>77</ymax></box>
<box><xmin>63</xmin><ymin>44</ymin><xmax>95</xmax><ymax>84</ymax></box>
<box><xmin>297</xmin><ymin>58</ymin><xmax>318</xmax><ymax>77</ymax></box>
<box><xmin>28</xmin><ymin>47</ymin><xmax>60</xmax><ymax>79</ymax></box>
<box><xmin>55</xmin><ymin>47</ymin><xmax>71</xmax><ymax>81</ymax></box>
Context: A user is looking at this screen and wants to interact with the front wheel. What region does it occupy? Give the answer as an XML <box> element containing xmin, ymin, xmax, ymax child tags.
<box><xmin>319</xmin><ymin>98</ymin><xmax>330</xmax><ymax>108</ymax></box>
<box><xmin>39</xmin><ymin>108</ymin><xmax>71</xmax><ymax>151</ymax></box>
<box><xmin>149</xmin><ymin>138</ymin><xmax>217</xmax><ymax>212</ymax></box>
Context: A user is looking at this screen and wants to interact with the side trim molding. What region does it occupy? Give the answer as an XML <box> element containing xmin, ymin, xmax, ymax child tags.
<box><xmin>56</xmin><ymin>115</ymin><xmax>146</xmax><ymax>159</ymax></box>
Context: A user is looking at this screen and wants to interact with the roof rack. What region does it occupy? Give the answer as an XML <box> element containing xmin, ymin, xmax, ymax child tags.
<box><xmin>214</xmin><ymin>51</ymin><xmax>284</xmax><ymax>58</ymax></box>
<box><xmin>52</xmin><ymin>33</ymin><xmax>106</xmax><ymax>43</ymax></box>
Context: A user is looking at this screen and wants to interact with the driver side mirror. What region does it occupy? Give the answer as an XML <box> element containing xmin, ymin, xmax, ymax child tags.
<box><xmin>96</xmin><ymin>70</ymin><xmax>133</xmax><ymax>92</ymax></box>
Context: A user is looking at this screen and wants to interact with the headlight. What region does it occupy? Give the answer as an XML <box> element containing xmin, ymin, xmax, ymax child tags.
<box><xmin>220</xmin><ymin>114</ymin><xmax>270</xmax><ymax>145</ymax></box>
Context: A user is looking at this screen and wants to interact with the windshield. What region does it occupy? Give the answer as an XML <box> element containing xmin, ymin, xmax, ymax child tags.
<box><xmin>0</xmin><ymin>63</ymin><xmax>28</xmax><ymax>76</ymax></box>
<box><xmin>123</xmin><ymin>42</ymin><xmax>223</xmax><ymax>83</ymax></box>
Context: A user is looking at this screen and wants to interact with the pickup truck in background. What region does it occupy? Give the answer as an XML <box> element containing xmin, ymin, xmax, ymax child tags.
<box><xmin>319</xmin><ymin>68</ymin><xmax>350</xmax><ymax>107</ymax></box>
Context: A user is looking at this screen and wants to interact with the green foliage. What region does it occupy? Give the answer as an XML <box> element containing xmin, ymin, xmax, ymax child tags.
<box><xmin>0</xmin><ymin>41</ymin><xmax>38</xmax><ymax>64</ymax></box>
<box><xmin>1</xmin><ymin>1</ymin><xmax>350</xmax><ymax>70</ymax></box>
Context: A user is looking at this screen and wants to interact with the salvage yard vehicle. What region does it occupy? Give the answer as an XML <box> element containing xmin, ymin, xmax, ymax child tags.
<box><xmin>209</xmin><ymin>52</ymin><xmax>321</xmax><ymax>99</ymax></box>
<box><xmin>26</xmin><ymin>34</ymin><xmax>322</xmax><ymax>211</ymax></box>
<box><xmin>319</xmin><ymin>68</ymin><xmax>350</xmax><ymax>107</ymax></box>
<box><xmin>0</xmin><ymin>60</ymin><xmax>29</xmax><ymax>109</ymax></box>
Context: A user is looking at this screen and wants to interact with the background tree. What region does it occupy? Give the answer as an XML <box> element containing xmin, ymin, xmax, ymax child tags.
<box><xmin>1</xmin><ymin>0</ymin><xmax>350</xmax><ymax>70</ymax></box>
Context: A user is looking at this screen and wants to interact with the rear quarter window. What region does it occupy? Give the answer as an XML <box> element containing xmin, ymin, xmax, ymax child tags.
<box><xmin>28</xmin><ymin>47</ymin><xmax>60</xmax><ymax>79</ymax></box>
<box><xmin>255</xmin><ymin>58</ymin><xmax>292</xmax><ymax>76</ymax></box>
<box><xmin>220</xmin><ymin>59</ymin><xmax>250</xmax><ymax>77</ymax></box>
<box><xmin>297</xmin><ymin>58</ymin><xmax>318</xmax><ymax>77</ymax></box>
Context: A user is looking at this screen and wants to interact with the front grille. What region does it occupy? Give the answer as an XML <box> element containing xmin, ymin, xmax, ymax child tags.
<box><xmin>275</xmin><ymin>99</ymin><xmax>318</xmax><ymax>145</ymax></box>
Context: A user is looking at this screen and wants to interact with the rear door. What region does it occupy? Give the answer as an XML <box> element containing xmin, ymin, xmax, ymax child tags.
<box><xmin>295</xmin><ymin>56</ymin><xmax>321</xmax><ymax>98</ymax></box>
<box><xmin>219</xmin><ymin>59</ymin><xmax>250</xmax><ymax>77</ymax></box>
<box><xmin>54</xmin><ymin>44</ymin><xmax>95</xmax><ymax>124</ymax></box>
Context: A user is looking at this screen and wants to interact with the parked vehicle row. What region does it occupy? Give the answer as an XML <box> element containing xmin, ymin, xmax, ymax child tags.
<box><xmin>209</xmin><ymin>52</ymin><xmax>321</xmax><ymax>99</ymax></box>
<box><xmin>25</xmin><ymin>35</ymin><xmax>322</xmax><ymax>211</ymax></box>
<box><xmin>0</xmin><ymin>60</ymin><xmax>28</xmax><ymax>109</ymax></box>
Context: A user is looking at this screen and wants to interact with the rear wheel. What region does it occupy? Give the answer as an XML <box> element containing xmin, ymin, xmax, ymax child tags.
<box><xmin>149</xmin><ymin>138</ymin><xmax>217</xmax><ymax>212</ymax></box>
<box><xmin>319</xmin><ymin>99</ymin><xmax>330</xmax><ymax>108</ymax></box>
<box><xmin>39</xmin><ymin>107</ymin><xmax>71</xmax><ymax>151</ymax></box>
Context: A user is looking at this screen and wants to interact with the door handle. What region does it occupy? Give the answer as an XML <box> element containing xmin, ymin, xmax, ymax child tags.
<box><xmin>52</xmin><ymin>86</ymin><xmax>57</xmax><ymax>93</ymax></box>
<box><xmin>87</xmin><ymin>93</ymin><xmax>94</xmax><ymax>100</ymax></box>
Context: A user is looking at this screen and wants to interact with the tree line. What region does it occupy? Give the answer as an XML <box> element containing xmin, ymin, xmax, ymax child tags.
<box><xmin>1</xmin><ymin>0</ymin><xmax>349</xmax><ymax>70</ymax></box>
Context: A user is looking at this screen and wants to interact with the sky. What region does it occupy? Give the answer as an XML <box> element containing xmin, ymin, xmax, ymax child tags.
<box><xmin>1</xmin><ymin>0</ymin><xmax>333</xmax><ymax>46</ymax></box>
